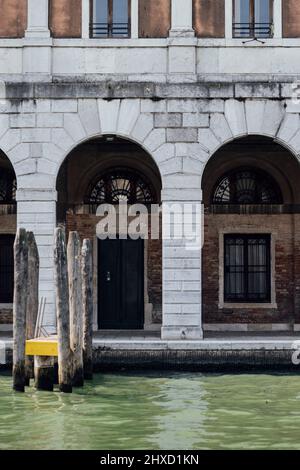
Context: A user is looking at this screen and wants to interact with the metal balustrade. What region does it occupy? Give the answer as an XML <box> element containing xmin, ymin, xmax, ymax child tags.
<box><xmin>90</xmin><ymin>22</ymin><xmax>130</xmax><ymax>38</ymax></box>
<box><xmin>233</xmin><ymin>22</ymin><xmax>273</xmax><ymax>39</ymax></box>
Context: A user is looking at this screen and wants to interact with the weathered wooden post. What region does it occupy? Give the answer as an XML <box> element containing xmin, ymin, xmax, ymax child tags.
<box><xmin>54</xmin><ymin>228</ymin><xmax>72</xmax><ymax>393</ymax></box>
<box><xmin>13</xmin><ymin>228</ymin><xmax>28</xmax><ymax>392</ymax></box>
<box><xmin>25</xmin><ymin>231</ymin><xmax>39</xmax><ymax>385</ymax></box>
<box><xmin>68</xmin><ymin>231</ymin><xmax>84</xmax><ymax>387</ymax></box>
<box><xmin>82</xmin><ymin>239</ymin><xmax>93</xmax><ymax>380</ymax></box>
<box><xmin>34</xmin><ymin>356</ymin><xmax>54</xmax><ymax>391</ymax></box>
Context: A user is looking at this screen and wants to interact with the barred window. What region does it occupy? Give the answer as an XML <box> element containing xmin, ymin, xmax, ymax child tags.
<box><xmin>224</xmin><ymin>234</ymin><xmax>271</xmax><ymax>303</ymax></box>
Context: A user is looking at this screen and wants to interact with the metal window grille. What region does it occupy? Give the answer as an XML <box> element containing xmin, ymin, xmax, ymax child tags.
<box><xmin>224</xmin><ymin>234</ymin><xmax>271</xmax><ymax>303</ymax></box>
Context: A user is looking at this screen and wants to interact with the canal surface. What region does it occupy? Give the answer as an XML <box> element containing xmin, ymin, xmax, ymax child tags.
<box><xmin>1</xmin><ymin>372</ymin><xmax>300</xmax><ymax>450</ymax></box>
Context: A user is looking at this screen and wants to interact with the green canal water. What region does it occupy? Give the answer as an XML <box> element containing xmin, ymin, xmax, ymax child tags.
<box><xmin>1</xmin><ymin>372</ymin><xmax>300</xmax><ymax>450</ymax></box>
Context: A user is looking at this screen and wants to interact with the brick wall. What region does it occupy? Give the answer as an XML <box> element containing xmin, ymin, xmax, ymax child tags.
<box><xmin>193</xmin><ymin>0</ymin><xmax>225</xmax><ymax>38</ymax></box>
<box><xmin>203</xmin><ymin>211</ymin><xmax>298</xmax><ymax>324</ymax></box>
<box><xmin>49</xmin><ymin>0</ymin><xmax>82</xmax><ymax>38</ymax></box>
<box><xmin>0</xmin><ymin>0</ymin><xmax>27</xmax><ymax>38</ymax></box>
<box><xmin>283</xmin><ymin>0</ymin><xmax>300</xmax><ymax>38</ymax></box>
<box><xmin>139</xmin><ymin>0</ymin><xmax>171</xmax><ymax>38</ymax></box>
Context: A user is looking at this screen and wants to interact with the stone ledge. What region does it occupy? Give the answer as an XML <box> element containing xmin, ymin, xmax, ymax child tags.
<box><xmin>2</xmin><ymin>81</ymin><xmax>292</xmax><ymax>101</ymax></box>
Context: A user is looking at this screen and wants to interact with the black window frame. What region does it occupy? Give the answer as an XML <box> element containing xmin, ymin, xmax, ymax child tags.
<box><xmin>224</xmin><ymin>234</ymin><xmax>271</xmax><ymax>303</ymax></box>
<box><xmin>90</xmin><ymin>0</ymin><xmax>131</xmax><ymax>38</ymax></box>
<box><xmin>233</xmin><ymin>0</ymin><xmax>274</xmax><ymax>39</ymax></box>
<box><xmin>0</xmin><ymin>234</ymin><xmax>15</xmax><ymax>304</ymax></box>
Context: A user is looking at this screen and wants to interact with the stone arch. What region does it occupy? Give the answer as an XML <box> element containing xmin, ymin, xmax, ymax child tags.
<box><xmin>199</xmin><ymin>100</ymin><xmax>300</xmax><ymax>185</ymax></box>
<box><xmin>201</xmin><ymin>135</ymin><xmax>300</xmax><ymax>205</ymax></box>
<box><xmin>56</xmin><ymin>134</ymin><xmax>163</xmax><ymax>332</ymax></box>
<box><xmin>52</xmin><ymin>99</ymin><xmax>169</xmax><ymax>188</ymax></box>
<box><xmin>201</xmin><ymin>133</ymin><xmax>300</xmax><ymax>333</ymax></box>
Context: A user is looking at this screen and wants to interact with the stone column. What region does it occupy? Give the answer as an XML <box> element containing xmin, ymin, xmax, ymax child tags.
<box><xmin>25</xmin><ymin>0</ymin><xmax>50</xmax><ymax>38</ymax></box>
<box><xmin>17</xmin><ymin>189</ymin><xmax>57</xmax><ymax>333</ymax></box>
<box><xmin>225</xmin><ymin>0</ymin><xmax>233</xmax><ymax>39</ymax></box>
<box><xmin>161</xmin><ymin>194</ymin><xmax>203</xmax><ymax>341</ymax></box>
<box><xmin>82</xmin><ymin>0</ymin><xmax>90</xmax><ymax>39</ymax></box>
<box><xmin>169</xmin><ymin>0</ymin><xmax>194</xmax><ymax>37</ymax></box>
<box><xmin>24</xmin><ymin>0</ymin><xmax>51</xmax><ymax>75</ymax></box>
<box><xmin>273</xmin><ymin>0</ymin><xmax>282</xmax><ymax>39</ymax></box>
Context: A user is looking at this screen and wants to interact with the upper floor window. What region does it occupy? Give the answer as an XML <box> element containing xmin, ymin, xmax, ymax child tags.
<box><xmin>233</xmin><ymin>0</ymin><xmax>273</xmax><ymax>38</ymax></box>
<box><xmin>90</xmin><ymin>0</ymin><xmax>131</xmax><ymax>38</ymax></box>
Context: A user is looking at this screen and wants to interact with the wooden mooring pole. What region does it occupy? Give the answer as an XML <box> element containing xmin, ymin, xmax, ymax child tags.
<box><xmin>25</xmin><ymin>232</ymin><xmax>39</xmax><ymax>386</ymax></box>
<box><xmin>13</xmin><ymin>228</ymin><xmax>28</xmax><ymax>392</ymax></box>
<box><xmin>82</xmin><ymin>239</ymin><xmax>94</xmax><ymax>380</ymax></box>
<box><xmin>68</xmin><ymin>232</ymin><xmax>84</xmax><ymax>387</ymax></box>
<box><xmin>54</xmin><ymin>228</ymin><xmax>72</xmax><ymax>393</ymax></box>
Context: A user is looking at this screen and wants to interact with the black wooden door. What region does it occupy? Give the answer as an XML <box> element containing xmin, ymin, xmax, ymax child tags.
<box><xmin>98</xmin><ymin>238</ymin><xmax>144</xmax><ymax>329</ymax></box>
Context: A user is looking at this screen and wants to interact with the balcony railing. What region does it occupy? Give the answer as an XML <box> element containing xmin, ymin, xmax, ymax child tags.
<box><xmin>233</xmin><ymin>22</ymin><xmax>273</xmax><ymax>39</ymax></box>
<box><xmin>90</xmin><ymin>22</ymin><xmax>130</xmax><ymax>38</ymax></box>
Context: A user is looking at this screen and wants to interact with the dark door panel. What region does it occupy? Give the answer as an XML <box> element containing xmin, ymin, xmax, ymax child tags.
<box><xmin>98</xmin><ymin>238</ymin><xmax>144</xmax><ymax>329</ymax></box>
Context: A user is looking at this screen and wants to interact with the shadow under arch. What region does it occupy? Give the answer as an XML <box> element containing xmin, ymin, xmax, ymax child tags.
<box><xmin>201</xmin><ymin>135</ymin><xmax>300</xmax><ymax>205</ymax></box>
<box><xmin>200</xmin><ymin>134</ymin><xmax>300</xmax><ymax>334</ymax></box>
<box><xmin>56</xmin><ymin>135</ymin><xmax>163</xmax><ymax>332</ymax></box>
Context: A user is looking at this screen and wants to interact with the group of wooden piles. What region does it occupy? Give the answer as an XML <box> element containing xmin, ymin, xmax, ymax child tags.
<box><xmin>13</xmin><ymin>227</ymin><xmax>94</xmax><ymax>393</ymax></box>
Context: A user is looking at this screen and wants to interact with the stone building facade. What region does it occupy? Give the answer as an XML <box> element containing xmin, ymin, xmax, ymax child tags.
<box><xmin>0</xmin><ymin>0</ymin><xmax>300</xmax><ymax>339</ymax></box>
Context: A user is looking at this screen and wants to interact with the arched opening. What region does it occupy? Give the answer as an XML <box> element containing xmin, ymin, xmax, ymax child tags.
<box><xmin>0</xmin><ymin>150</ymin><xmax>17</xmax><ymax>330</ymax></box>
<box><xmin>201</xmin><ymin>135</ymin><xmax>300</xmax><ymax>332</ymax></box>
<box><xmin>56</xmin><ymin>136</ymin><xmax>162</xmax><ymax>331</ymax></box>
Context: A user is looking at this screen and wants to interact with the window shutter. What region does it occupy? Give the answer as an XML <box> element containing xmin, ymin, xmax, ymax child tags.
<box><xmin>0</xmin><ymin>0</ymin><xmax>27</xmax><ymax>38</ymax></box>
<box><xmin>50</xmin><ymin>0</ymin><xmax>82</xmax><ymax>38</ymax></box>
<box><xmin>193</xmin><ymin>0</ymin><xmax>225</xmax><ymax>38</ymax></box>
<box><xmin>283</xmin><ymin>0</ymin><xmax>300</xmax><ymax>37</ymax></box>
<box><xmin>139</xmin><ymin>0</ymin><xmax>171</xmax><ymax>38</ymax></box>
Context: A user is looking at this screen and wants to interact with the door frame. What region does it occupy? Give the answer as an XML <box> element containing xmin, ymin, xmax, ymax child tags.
<box><xmin>93</xmin><ymin>235</ymin><xmax>152</xmax><ymax>330</ymax></box>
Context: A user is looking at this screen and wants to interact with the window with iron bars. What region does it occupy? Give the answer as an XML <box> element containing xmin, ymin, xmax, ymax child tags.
<box><xmin>90</xmin><ymin>0</ymin><xmax>131</xmax><ymax>38</ymax></box>
<box><xmin>233</xmin><ymin>0</ymin><xmax>274</xmax><ymax>39</ymax></box>
<box><xmin>224</xmin><ymin>234</ymin><xmax>271</xmax><ymax>303</ymax></box>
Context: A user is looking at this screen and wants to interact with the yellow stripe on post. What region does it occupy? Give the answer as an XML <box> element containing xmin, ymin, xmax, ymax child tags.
<box><xmin>25</xmin><ymin>338</ymin><xmax>58</xmax><ymax>357</ymax></box>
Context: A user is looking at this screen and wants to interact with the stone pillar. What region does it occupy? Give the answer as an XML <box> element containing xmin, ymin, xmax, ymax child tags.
<box><xmin>17</xmin><ymin>189</ymin><xmax>57</xmax><ymax>333</ymax></box>
<box><xmin>225</xmin><ymin>0</ymin><xmax>233</xmax><ymax>39</ymax></box>
<box><xmin>169</xmin><ymin>0</ymin><xmax>194</xmax><ymax>37</ymax></box>
<box><xmin>82</xmin><ymin>0</ymin><xmax>90</xmax><ymax>39</ymax></box>
<box><xmin>24</xmin><ymin>0</ymin><xmax>51</xmax><ymax>75</ymax></box>
<box><xmin>273</xmin><ymin>0</ymin><xmax>282</xmax><ymax>39</ymax></box>
<box><xmin>25</xmin><ymin>0</ymin><xmax>50</xmax><ymax>38</ymax></box>
<box><xmin>168</xmin><ymin>0</ymin><xmax>196</xmax><ymax>80</ymax></box>
<box><xmin>161</xmin><ymin>195</ymin><xmax>203</xmax><ymax>341</ymax></box>
<box><xmin>131</xmin><ymin>0</ymin><xmax>139</xmax><ymax>39</ymax></box>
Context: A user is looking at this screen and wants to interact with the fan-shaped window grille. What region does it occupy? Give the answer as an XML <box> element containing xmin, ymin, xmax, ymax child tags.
<box><xmin>212</xmin><ymin>168</ymin><xmax>282</xmax><ymax>205</ymax></box>
<box><xmin>0</xmin><ymin>171</ymin><xmax>16</xmax><ymax>204</ymax></box>
<box><xmin>86</xmin><ymin>168</ymin><xmax>156</xmax><ymax>205</ymax></box>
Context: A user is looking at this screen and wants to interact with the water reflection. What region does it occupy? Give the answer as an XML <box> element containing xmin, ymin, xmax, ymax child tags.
<box><xmin>1</xmin><ymin>372</ymin><xmax>300</xmax><ymax>450</ymax></box>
